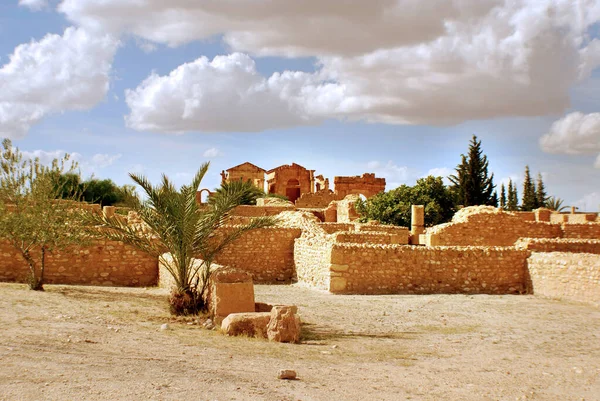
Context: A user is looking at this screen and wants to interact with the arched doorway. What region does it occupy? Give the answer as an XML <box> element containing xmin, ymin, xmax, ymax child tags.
<box><xmin>285</xmin><ymin>179</ymin><xmax>301</xmax><ymax>203</ymax></box>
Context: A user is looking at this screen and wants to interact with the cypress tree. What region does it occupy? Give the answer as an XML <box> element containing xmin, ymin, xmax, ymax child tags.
<box><xmin>536</xmin><ymin>173</ymin><xmax>547</xmax><ymax>208</ymax></box>
<box><xmin>500</xmin><ymin>183</ymin><xmax>506</xmax><ymax>208</ymax></box>
<box><xmin>521</xmin><ymin>165</ymin><xmax>537</xmax><ymax>211</ymax></box>
<box><xmin>449</xmin><ymin>135</ymin><xmax>496</xmax><ymax>207</ymax></box>
<box><xmin>507</xmin><ymin>179</ymin><xmax>519</xmax><ymax>211</ymax></box>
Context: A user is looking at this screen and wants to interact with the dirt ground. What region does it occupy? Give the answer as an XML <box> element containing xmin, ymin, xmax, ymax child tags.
<box><xmin>0</xmin><ymin>283</ymin><xmax>599</xmax><ymax>401</ymax></box>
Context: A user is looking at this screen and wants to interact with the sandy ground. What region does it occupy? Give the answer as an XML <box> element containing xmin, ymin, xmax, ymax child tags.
<box><xmin>0</xmin><ymin>283</ymin><xmax>599</xmax><ymax>401</ymax></box>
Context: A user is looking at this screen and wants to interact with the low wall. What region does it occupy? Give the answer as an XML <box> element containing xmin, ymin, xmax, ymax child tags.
<box><xmin>318</xmin><ymin>223</ymin><xmax>355</xmax><ymax>234</ymax></box>
<box><xmin>423</xmin><ymin>208</ymin><xmax>562</xmax><ymax>246</ymax></box>
<box><xmin>335</xmin><ymin>232</ymin><xmax>401</xmax><ymax>245</ymax></box>
<box><xmin>212</xmin><ymin>227</ymin><xmax>302</xmax><ymax>283</ymax></box>
<box><xmin>516</xmin><ymin>238</ymin><xmax>600</xmax><ymax>254</ymax></box>
<box><xmin>327</xmin><ymin>245</ymin><xmax>530</xmax><ymax>294</ymax></box>
<box><xmin>527</xmin><ymin>252</ymin><xmax>600</xmax><ymax>307</ymax></box>
<box><xmin>562</xmin><ymin>223</ymin><xmax>600</xmax><ymax>239</ymax></box>
<box><xmin>0</xmin><ymin>240</ymin><xmax>157</xmax><ymax>286</ymax></box>
<box><xmin>294</xmin><ymin>234</ymin><xmax>334</xmax><ymax>289</ymax></box>
<box><xmin>231</xmin><ymin>205</ymin><xmax>295</xmax><ymax>217</ymax></box>
<box><xmin>295</xmin><ymin>190</ymin><xmax>341</xmax><ymax>208</ymax></box>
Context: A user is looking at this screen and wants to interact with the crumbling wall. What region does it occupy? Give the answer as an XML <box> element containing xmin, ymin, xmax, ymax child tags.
<box><xmin>334</xmin><ymin>173</ymin><xmax>385</xmax><ymax>198</ymax></box>
<box><xmin>516</xmin><ymin>238</ymin><xmax>600</xmax><ymax>254</ymax></box>
<box><xmin>335</xmin><ymin>232</ymin><xmax>404</xmax><ymax>245</ymax></box>
<box><xmin>562</xmin><ymin>223</ymin><xmax>600</xmax><ymax>239</ymax></box>
<box><xmin>0</xmin><ymin>240</ymin><xmax>157</xmax><ymax>286</ymax></box>
<box><xmin>336</xmin><ymin>195</ymin><xmax>360</xmax><ymax>222</ymax></box>
<box><xmin>295</xmin><ymin>190</ymin><xmax>341</xmax><ymax>208</ymax></box>
<box><xmin>212</xmin><ymin>227</ymin><xmax>302</xmax><ymax>283</ymax></box>
<box><xmin>318</xmin><ymin>223</ymin><xmax>355</xmax><ymax>234</ymax></box>
<box><xmin>231</xmin><ymin>205</ymin><xmax>295</xmax><ymax>217</ymax></box>
<box><xmin>527</xmin><ymin>252</ymin><xmax>600</xmax><ymax>307</ymax></box>
<box><xmin>423</xmin><ymin>206</ymin><xmax>562</xmax><ymax>246</ymax></box>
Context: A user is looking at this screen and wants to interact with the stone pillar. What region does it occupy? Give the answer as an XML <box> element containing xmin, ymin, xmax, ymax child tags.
<box><xmin>103</xmin><ymin>206</ymin><xmax>116</xmax><ymax>218</ymax></box>
<box><xmin>571</xmin><ymin>206</ymin><xmax>577</xmax><ymax>214</ymax></box>
<box><xmin>411</xmin><ymin>205</ymin><xmax>425</xmax><ymax>245</ymax></box>
<box><xmin>534</xmin><ymin>208</ymin><xmax>551</xmax><ymax>222</ymax></box>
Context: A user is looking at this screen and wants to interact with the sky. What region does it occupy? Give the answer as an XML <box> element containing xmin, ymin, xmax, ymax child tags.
<box><xmin>1</xmin><ymin>0</ymin><xmax>599</xmax><ymax>211</ymax></box>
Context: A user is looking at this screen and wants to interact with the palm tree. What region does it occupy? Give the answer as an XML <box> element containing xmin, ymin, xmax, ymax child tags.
<box><xmin>86</xmin><ymin>163</ymin><xmax>275</xmax><ymax>315</ymax></box>
<box><xmin>545</xmin><ymin>196</ymin><xmax>568</xmax><ymax>212</ymax></box>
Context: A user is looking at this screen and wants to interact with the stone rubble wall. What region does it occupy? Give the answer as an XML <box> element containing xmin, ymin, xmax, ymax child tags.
<box><xmin>294</xmin><ymin>231</ymin><xmax>335</xmax><ymax>290</ymax></box>
<box><xmin>515</xmin><ymin>238</ymin><xmax>600</xmax><ymax>254</ymax></box>
<box><xmin>211</xmin><ymin>227</ymin><xmax>303</xmax><ymax>283</ymax></box>
<box><xmin>336</xmin><ymin>195</ymin><xmax>360</xmax><ymax>223</ymax></box>
<box><xmin>561</xmin><ymin>223</ymin><xmax>600</xmax><ymax>239</ymax></box>
<box><xmin>295</xmin><ymin>190</ymin><xmax>341</xmax><ymax>208</ymax></box>
<box><xmin>326</xmin><ymin>244</ymin><xmax>529</xmax><ymax>295</ymax></box>
<box><xmin>423</xmin><ymin>206</ymin><xmax>563</xmax><ymax>246</ymax></box>
<box><xmin>551</xmin><ymin>213</ymin><xmax>599</xmax><ymax>224</ymax></box>
<box><xmin>0</xmin><ymin>239</ymin><xmax>157</xmax><ymax>286</ymax></box>
<box><xmin>318</xmin><ymin>223</ymin><xmax>355</xmax><ymax>234</ymax></box>
<box><xmin>231</xmin><ymin>205</ymin><xmax>295</xmax><ymax>217</ymax></box>
<box><xmin>335</xmin><ymin>231</ymin><xmax>408</xmax><ymax>245</ymax></box>
<box><xmin>527</xmin><ymin>252</ymin><xmax>600</xmax><ymax>307</ymax></box>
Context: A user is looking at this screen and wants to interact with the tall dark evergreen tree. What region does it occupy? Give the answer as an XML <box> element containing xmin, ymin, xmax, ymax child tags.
<box><xmin>521</xmin><ymin>165</ymin><xmax>537</xmax><ymax>211</ymax></box>
<box><xmin>536</xmin><ymin>173</ymin><xmax>547</xmax><ymax>208</ymax></box>
<box><xmin>507</xmin><ymin>179</ymin><xmax>519</xmax><ymax>211</ymax></box>
<box><xmin>500</xmin><ymin>183</ymin><xmax>506</xmax><ymax>208</ymax></box>
<box><xmin>449</xmin><ymin>135</ymin><xmax>496</xmax><ymax>207</ymax></box>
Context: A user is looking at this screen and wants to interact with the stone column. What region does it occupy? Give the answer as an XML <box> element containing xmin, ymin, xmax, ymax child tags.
<box><xmin>411</xmin><ymin>205</ymin><xmax>425</xmax><ymax>245</ymax></box>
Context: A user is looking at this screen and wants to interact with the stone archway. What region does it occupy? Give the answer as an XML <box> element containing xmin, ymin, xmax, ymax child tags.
<box><xmin>196</xmin><ymin>188</ymin><xmax>213</xmax><ymax>204</ymax></box>
<box><xmin>285</xmin><ymin>179</ymin><xmax>301</xmax><ymax>203</ymax></box>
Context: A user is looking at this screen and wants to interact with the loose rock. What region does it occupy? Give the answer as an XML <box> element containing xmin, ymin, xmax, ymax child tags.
<box><xmin>278</xmin><ymin>369</ymin><xmax>297</xmax><ymax>380</ymax></box>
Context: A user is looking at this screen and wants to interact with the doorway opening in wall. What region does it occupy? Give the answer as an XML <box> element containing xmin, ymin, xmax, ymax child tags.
<box><xmin>285</xmin><ymin>179</ymin><xmax>301</xmax><ymax>203</ymax></box>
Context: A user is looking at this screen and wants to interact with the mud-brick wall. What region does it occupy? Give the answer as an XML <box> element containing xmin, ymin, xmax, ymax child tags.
<box><xmin>212</xmin><ymin>227</ymin><xmax>302</xmax><ymax>283</ymax></box>
<box><xmin>327</xmin><ymin>244</ymin><xmax>530</xmax><ymax>295</ymax></box>
<box><xmin>562</xmin><ymin>223</ymin><xmax>600</xmax><ymax>239</ymax></box>
<box><xmin>527</xmin><ymin>252</ymin><xmax>600</xmax><ymax>307</ymax></box>
<box><xmin>0</xmin><ymin>240</ymin><xmax>157</xmax><ymax>286</ymax></box>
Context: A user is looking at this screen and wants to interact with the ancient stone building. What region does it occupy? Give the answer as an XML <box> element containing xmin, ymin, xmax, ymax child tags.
<box><xmin>221</xmin><ymin>162</ymin><xmax>266</xmax><ymax>190</ymax></box>
<box><xmin>334</xmin><ymin>173</ymin><xmax>386</xmax><ymax>198</ymax></box>
<box><xmin>266</xmin><ymin>163</ymin><xmax>314</xmax><ymax>203</ymax></box>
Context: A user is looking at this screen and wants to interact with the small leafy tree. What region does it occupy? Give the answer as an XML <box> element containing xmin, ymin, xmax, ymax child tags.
<box><xmin>0</xmin><ymin>139</ymin><xmax>88</xmax><ymax>291</ymax></box>
<box><xmin>85</xmin><ymin>164</ymin><xmax>275</xmax><ymax>315</ymax></box>
<box><xmin>449</xmin><ymin>135</ymin><xmax>496</xmax><ymax>206</ymax></box>
<box><xmin>356</xmin><ymin>176</ymin><xmax>455</xmax><ymax>227</ymax></box>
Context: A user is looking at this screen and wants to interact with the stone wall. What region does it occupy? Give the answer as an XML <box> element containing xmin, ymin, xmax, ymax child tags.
<box><xmin>231</xmin><ymin>205</ymin><xmax>295</xmax><ymax>217</ymax></box>
<box><xmin>336</xmin><ymin>195</ymin><xmax>360</xmax><ymax>223</ymax></box>
<box><xmin>527</xmin><ymin>252</ymin><xmax>600</xmax><ymax>307</ymax></box>
<box><xmin>0</xmin><ymin>240</ymin><xmax>157</xmax><ymax>286</ymax></box>
<box><xmin>335</xmin><ymin>232</ymin><xmax>403</xmax><ymax>245</ymax></box>
<box><xmin>212</xmin><ymin>227</ymin><xmax>302</xmax><ymax>283</ymax></box>
<box><xmin>326</xmin><ymin>244</ymin><xmax>529</xmax><ymax>294</ymax></box>
<box><xmin>551</xmin><ymin>213</ymin><xmax>599</xmax><ymax>224</ymax></box>
<box><xmin>334</xmin><ymin>173</ymin><xmax>385</xmax><ymax>198</ymax></box>
<box><xmin>516</xmin><ymin>238</ymin><xmax>600</xmax><ymax>254</ymax></box>
<box><xmin>294</xmin><ymin>232</ymin><xmax>335</xmax><ymax>290</ymax></box>
<box><xmin>318</xmin><ymin>223</ymin><xmax>355</xmax><ymax>234</ymax></box>
<box><xmin>562</xmin><ymin>223</ymin><xmax>600</xmax><ymax>239</ymax></box>
<box><xmin>423</xmin><ymin>207</ymin><xmax>562</xmax><ymax>246</ymax></box>
<box><xmin>295</xmin><ymin>190</ymin><xmax>341</xmax><ymax>208</ymax></box>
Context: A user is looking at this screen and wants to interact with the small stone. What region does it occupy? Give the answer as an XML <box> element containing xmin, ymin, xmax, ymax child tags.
<box><xmin>160</xmin><ymin>323</ymin><xmax>170</xmax><ymax>331</ymax></box>
<box><xmin>278</xmin><ymin>369</ymin><xmax>297</xmax><ymax>380</ymax></box>
<box><xmin>202</xmin><ymin>319</ymin><xmax>215</xmax><ymax>330</ymax></box>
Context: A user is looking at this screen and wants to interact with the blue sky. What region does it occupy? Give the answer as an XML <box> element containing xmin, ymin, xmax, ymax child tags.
<box><xmin>1</xmin><ymin>0</ymin><xmax>599</xmax><ymax>210</ymax></box>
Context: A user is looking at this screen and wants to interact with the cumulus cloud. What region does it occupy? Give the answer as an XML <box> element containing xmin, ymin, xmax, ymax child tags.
<box><xmin>125</xmin><ymin>53</ymin><xmax>320</xmax><ymax>133</ymax></box>
<box><xmin>202</xmin><ymin>147</ymin><xmax>222</xmax><ymax>158</ymax></box>
<box><xmin>110</xmin><ymin>0</ymin><xmax>600</xmax><ymax>129</ymax></box>
<box><xmin>20</xmin><ymin>148</ymin><xmax>121</xmax><ymax>172</ymax></box>
<box><xmin>91</xmin><ymin>153</ymin><xmax>122</xmax><ymax>168</ymax></box>
<box><xmin>540</xmin><ymin>112</ymin><xmax>600</xmax><ymax>155</ymax></box>
<box><xmin>573</xmin><ymin>192</ymin><xmax>600</xmax><ymax>212</ymax></box>
<box><xmin>19</xmin><ymin>0</ymin><xmax>48</xmax><ymax>11</ymax></box>
<box><xmin>365</xmin><ymin>160</ymin><xmax>419</xmax><ymax>190</ymax></box>
<box><xmin>595</xmin><ymin>154</ymin><xmax>600</xmax><ymax>169</ymax></box>
<box><xmin>0</xmin><ymin>27</ymin><xmax>119</xmax><ymax>137</ymax></box>
<box><xmin>58</xmin><ymin>0</ymin><xmax>499</xmax><ymax>56</ymax></box>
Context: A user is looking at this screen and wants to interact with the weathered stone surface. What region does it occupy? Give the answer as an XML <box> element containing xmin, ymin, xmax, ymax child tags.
<box><xmin>278</xmin><ymin>369</ymin><xmax>297</xmax><ymax>380</ymax></box>
<box><xmin>221</xmin><ymin>312</ymin><xmax>271</xmax><ymax>338</ymax></box>
<box><xmin>267</xmin><ymin>306</ymin><xmax>301</xmax><ymax>343</ymax></box>
<box><xmin>255</xmin><ymin>302</ymin><xmax>273</xmax><ymax>312</ymax></box>
<box><xmin>208</xmin><ymin>268</ymin><xmax>255</xmax><ymax>322</ymax></box>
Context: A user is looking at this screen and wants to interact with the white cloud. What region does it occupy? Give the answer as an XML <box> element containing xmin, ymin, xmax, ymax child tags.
<box><xmin>19</xmin><ymin>0</ymin><xmax>48</xmax><ymax>11</ymax></box>
<box><xmin>595</xmin><ymin>154</ymin><xmax>600</xmax><ymax>169</ymax></box>
<box><xmin>21</xmin><ymin>149</ymin><xmax>82</xmax><ymax>166</ymax></box>
<box><xmin>202</xmin><ymin>147</ymin><xmax>222</xmax><ymax>158</ymax></box>
<box><xmin>68</xmin><ymin>0</ymin><xmax>600</xmax><ymax>127</ymax></box>
<box><xmin>573</xmin><ymin>192</ymin><xmax>600</xmax><ymax>212</ymax></box>
<box><xmin>125</xmin><ymin>53</ymin><xmax>321</xmax><ymax>133</ymax></box>
<box><xmin>58</xmin><ymin>0</ymin><xmax>498</xmax><ymax>56</ymax></box>
<box><xmin>540</xmin><ymin>112</ymin><xmax>600</xmax><ymax>155</ymax></box>
<box><xmin>135</xmin><ymin>38</ymin><xmax>158</xmax><ymax>54</ymax></box>
<box><xmin>0</xmin><ymin>27</ymin><xmax>119</xmax><ymax>138</ymax></box>
<box><xmin>365</xmin><ymin>160</ymin><xmax>419</xmax><ymax>190</ymax></box>
<box><xmin>91</xmin><ymin>153</ymin><xmax>122</xmax><ymax>168</ymax></box>
<box><xmin>20</xmin><ymin>148</ymin><xmax>121</xmax><ymax>174</ymax></box>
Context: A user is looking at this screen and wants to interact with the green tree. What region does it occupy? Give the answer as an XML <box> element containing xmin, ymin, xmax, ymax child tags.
<box><xmin>507</xmin><ymin>180</ymin><xmax>519</xmax><ymax>211</ymax></box>
<box><xmin>356</xmin><ymin>176</ymin><xmax>455</xmax><ymax>227</ymax></box>
<box><xmin>0</xmin><ymin>139</ymin><xmax>88</xmax><ymax>291</ymax></box>
<box><xmin>85</xmin><ymin>164</ymin><xmax>275</xmax><ymax>315</ymax></box>
<box><xmin>449</xmin><ymin>135</ymin><xmax>496</xmax><ymax>206</ymax></box>
<box><xmin>211</xmin><ymin>179</ymin><xmax>265</xmax><ymax>206</ymax></box>
<box><xmin>546</xmin><ymin>196</ymin><xmax>567</xmax><ymax>212</ymax></box>
<box><xmin>521</xmin><ymin>166</ymin><xmax>537</xmax><ymax>211</ymax></box>
<box><xmin>535</xmin><ymin>173</ymin><xmax>547</xmax><ymax>208</ymax></box>
<box><xmin>500</xmin><ymin>183</ymin><xmax>506</xmax><ymax>208</ymax></box>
